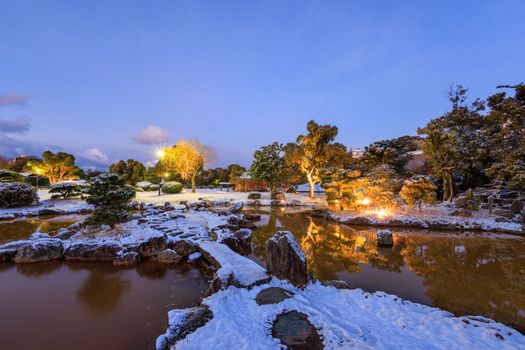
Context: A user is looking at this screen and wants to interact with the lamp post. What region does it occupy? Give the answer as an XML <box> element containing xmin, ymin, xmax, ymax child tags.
<box><xmin>156</xmin><ymin>149</ymin><xmax>165</xmax><ymax>196</ymax></box>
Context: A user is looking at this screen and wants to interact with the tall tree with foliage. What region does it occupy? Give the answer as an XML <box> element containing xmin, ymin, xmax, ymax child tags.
<box><xmin>28</xmin><ymin>151</ymin><xmax>81</xmax><ymax>184</ymax></box>
<box><xmin>163</xmin><ymin>139</ymin><xmax>213</xmax><ymax>193</ymax></box>
<box><xmin>284</xmin><ymin>120</ymin><xmax>348</xmax><ymax>198</ymax></box>
<box><xmin>249</xmin><ymin>142</ymin><xmax>287</xmax><ymax>194</ymax></box>
<box><xmin>84</xmin><ymin>174</ymin><xmax>136</xmax><ymax>226</ymax></box>
<box><xmin>321</xmin><ymin>168</ymin><xmax>361</xmax><ymax>210</ymax></box>
<box><xmin>484</xmin><ymin>84</ymin><xmax>525</xmax><ymax>190</ymax></box>
<box><xmin>109</xmin><ymin>159</ymin><xmax>146</xmax><ymax>185</ymax></box>
<box><xmin>417</xmin><ymin>85</ymin><xmax>487</xmax><ymax>201</ymax></box>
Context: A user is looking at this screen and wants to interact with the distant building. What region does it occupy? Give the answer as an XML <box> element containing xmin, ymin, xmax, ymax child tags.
<box><xmin>351</xmin><ymin>148</ymin><xmax>364</xmax><ymax>158</ymax></box>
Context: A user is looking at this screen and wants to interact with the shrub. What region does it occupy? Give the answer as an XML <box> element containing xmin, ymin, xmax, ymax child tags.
<box><xmin>0</xmin><ymin>169</ymin><xmax>25</xmax><ymax>183</ymax></box>
<box><xmin>400</xmin><ymin>176</ymin><xmax>437</xmax><ymax>212</ymax></box>
<box><xmin>24</xmin><ymin>174</ymin><xmax>50</xmax><ymax>187</ymax></box>
<box><xmin>49</xmin><ymin>182</ymin><xmax>84</xmax><ymax>199</ymax></box>
<box><xmin>135</xmin><ymin>181</ymin><xmax>152</xmax><ymax>191</ymax></box>
<box><xmin>0</xmin><ymin>182</ymin><xmax>39</xmax><ymax>208</ymax></box>
<box><xmin>162</xmin><ymin>181</ymin><xmax>183</xmax><ymax>194</ymax></box>
<box><xmin>149</xmin><ymin>184</ymin><xmax>160</xmax><ymax>191</ymax></box>
<box><xmin>84</xmin><ymin>174</ymin><xmax>135</xmax><ymax>226</ymax></box>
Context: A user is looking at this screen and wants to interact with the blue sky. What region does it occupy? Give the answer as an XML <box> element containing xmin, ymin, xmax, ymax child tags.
<box><xmin>1</xmin><ymin>0</ymin><xmax>524</xmax><ymax>169</ymax></box>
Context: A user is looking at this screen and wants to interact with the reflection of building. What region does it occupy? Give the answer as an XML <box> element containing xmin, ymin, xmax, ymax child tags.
<box><xmin>231</xmin><ymin>173</ymin><xmax>267</xmax><ymax>192</ymax></box>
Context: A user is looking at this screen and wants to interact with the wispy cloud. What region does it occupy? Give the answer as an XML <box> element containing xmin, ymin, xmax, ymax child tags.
<box><xmin>0</xmin><ymin>93</ymin><xmax>32</xmax><ymax>107</ymax></box>
<box><xmin>0</xmin><ymin>115</ymin><xmax>30</xmax><ymax>133</ymax></box>
<box><xmin>82</xmin><ymin>148</ymin><xmax>110</xmax><ymax>165</ymax></box>
<box><xmin>133</xmin><ymin>125</ymin><xmax>170</xmax><ymax>145</ymax></box>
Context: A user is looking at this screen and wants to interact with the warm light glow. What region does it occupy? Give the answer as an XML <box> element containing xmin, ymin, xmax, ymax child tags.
<box><xmin>356</xmin><ymin>198</ymin><xmax>370</xmax><ymax>206</ymax></box>
<box><xmin>365</xmin><ymin>208</ymin><xmax>392</xmax><ymax>219</ymax></box>
<box><xmin>34</xmin><ymin>168</ymin><xmax>42</xmax><ymax>175</ymax></box>
<box><xmin>164</xmin><ymin>172</ymin><xmax>169</xmax><ymax>177</ymax></box>
<box><xmin>156</xmin><ymin>148</ymin><xmax>165</xmax><ymax>158</ymax></box>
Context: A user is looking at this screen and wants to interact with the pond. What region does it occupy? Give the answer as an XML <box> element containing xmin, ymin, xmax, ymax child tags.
<box><xmin>247</xmin><ymin>208</ymin><xmax>525</xmax><ymax>333</ymax></box>
<box><xmin>0</xmin><ymin>214</ymin><xmax>87</xmax><ymax>244</ymax></box>
<box><xmin>0</xmin><ymin>262</ymin><xmax>208</xmax><ymax>350</ymax></box>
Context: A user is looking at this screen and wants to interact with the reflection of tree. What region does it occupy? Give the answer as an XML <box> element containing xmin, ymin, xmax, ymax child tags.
<box><xmin>401</xmin><ymin>235</ymin><xmax>525</xmax><ymax>332</ymax></box>
<box><xmin>251</xmin><ymin>209</ymin><xmax>525</xmax><ymax>332</ymax></box>
<box><xmin>76</xmin><ymin>269</ymin><xmax>131</xmax><ymax>314</ymax></box>
<box><xmin>136</xmin><ymin>262</ymin><xmax>168</xmax><ymax>280</ymax></box>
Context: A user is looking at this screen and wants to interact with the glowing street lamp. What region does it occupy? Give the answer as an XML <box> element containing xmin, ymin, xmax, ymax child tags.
<box><xmin>35</xmin><ymin>168</ymin><xmax>42</xmax><ymax>191</ymax></box>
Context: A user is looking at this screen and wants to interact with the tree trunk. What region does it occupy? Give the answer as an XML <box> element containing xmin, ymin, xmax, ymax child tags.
<box><xmin>447</xmin><ymin>171</ymin><xmax>454</xmax><ymax>202</ymax></box>
<box><xmin>418</xmin><ymin>200</ymin><xmax>422</xmax><ymax>213</ymax></box>
<box><xmin>191</xmin><ymin>174</ymin><xmax>196</xmax><ymax>193</ymax></box>
<box><xmin>307</xmin><ymin>174</ymin><xmax>315</xmax><ymax>199</ymax></box>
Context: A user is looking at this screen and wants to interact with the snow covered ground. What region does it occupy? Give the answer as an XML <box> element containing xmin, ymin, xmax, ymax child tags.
<box><xmin>166</xmin><ymin>279</ymin><xmax>525</xmax><ymax>350</ymax></box>
<box><xmin>135</xmin><ymin>189</ymin><xmax>323</xmax><ymax>207</ymax></box>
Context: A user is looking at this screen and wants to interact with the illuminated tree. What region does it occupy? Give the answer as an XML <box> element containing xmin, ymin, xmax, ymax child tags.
<box><xmin>400</xmin><ymin>176</ymin><xmax>437</xmax><ymax>212</ymax></box>
<box><xmin>29</xmin><ymin>151</ymin><xmax>81</xmax><ymax>184</ymax></box>
<box><xmin>284</xmin><ymin>120</ymin><xmax>348</xmax><ymax>198</ymax></box>
<box><xmin>321</xmin><ymin>168</ymin><xmax>361</xmax><ymax>210</ymax></box>
<box><xmin>163</xmin><ymin>139</ymin><xmax>213</xmax><ymax>193</ymax></box>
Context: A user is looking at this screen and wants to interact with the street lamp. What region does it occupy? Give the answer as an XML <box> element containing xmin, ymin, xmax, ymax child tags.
<box><xmin>156</xmin><ymin>148</ymin><xmax>166</xmax><ymax>196</ymax></box>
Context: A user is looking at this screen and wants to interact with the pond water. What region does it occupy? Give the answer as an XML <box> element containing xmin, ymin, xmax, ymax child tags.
<box><xmin>0</xmin><ymin>262</ymin><xmax>208</xmax><ymax>350</ymax></box>
<box><xmin>247</xmin><ymin>208</ymin><xmax>525</xmax><ymax>333</ymax></box>
<box><xmin>0</xmin><ymin>214</ymin><xmax>87</xmax><ymax>244</ymax></box>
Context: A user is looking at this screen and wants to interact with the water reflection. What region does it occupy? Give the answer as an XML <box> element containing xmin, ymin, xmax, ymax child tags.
<box><xmin>249</xmin><ymin>208</ymin><xmax>525</xmax><ymax>333</ymax></box>
<box><xmin>0</xmin><ymin>215</ymin><xmax>86</xmax><ymax>244</ymax></box>
<box><xmin>0</xmin><ymin>262</ymin><xmax>208</xmax><ymax>350</ymax></box>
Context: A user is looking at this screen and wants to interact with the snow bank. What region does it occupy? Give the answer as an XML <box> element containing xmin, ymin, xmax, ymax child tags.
<box><xmin>173</xmin><ymin>279</ymin><xmax>525</xmax><ymax>350</ymax></box>
<box><xmin>198</xmin><ymin>240</ymin><xmax>269</xmax><ymax>288</ymax></box>
<box><xmin>0</xmin><ymin>198</ymin><xmax>93</xmax><ymax>218</ymax></box>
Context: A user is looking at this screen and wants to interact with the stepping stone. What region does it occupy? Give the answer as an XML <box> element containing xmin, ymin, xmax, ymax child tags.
<box><xmin>255</xmin><ymin>287</ymin><xmax>294</xmax><ymax>305</ymax></box>
<box><xmin>272</xmin><ymin>311</ymin><xmax>323</xmax><ymax>350</ymax></box>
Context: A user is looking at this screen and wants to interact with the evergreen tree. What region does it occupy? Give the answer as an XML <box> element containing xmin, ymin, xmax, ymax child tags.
<box><xmin>249</xmin><ymin>142</ymin><xmax>287</xmax><ymax>194</ymax></box>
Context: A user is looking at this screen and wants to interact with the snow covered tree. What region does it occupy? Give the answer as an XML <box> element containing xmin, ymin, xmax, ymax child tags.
<box><xmin>49</xmin><ymin>182</ymin><xmax>84</xmax><ymax>199</ymax></box>
<box><xmin>163</xmin><ymin>139</ymin><xmax>214</xmax><ymax>193</ymax></box>
<box><xmin>417</xmin><ymin>85</ymin><xmax>487</xmax><ymax>201</ymax></box>
<box><xmin>249</xmin><ymin>142</ymin><xmax>287</xmax><ymax>194</ymax></box>
<box><xmin>0</xmin><ymin>169</ymin><xmax>25</xmax><ymax>183</ymax></box>
<box><xmin>484</xmin><ymin>84</ymin><xmax>525</xmax><ymax>190</ymax></box>
<box><xmin>284</xmin><ymin>120</ymin><xmax>348</xmax><ymax>198</ymax></box>
<box><xmin>109</xmin><ymin>159</ymin><xmax>146</xmax><ymax>185</ymax></box>
<box><xmin>29</xmin><ymin>151</ymin><xmax>81</xmax><ymax>185</ymax></box>
<box><xmin>0</xmin><ymin>182</ymin><xmax>38</xmax><ymax>208</ymax></box>
<box><xmin>84</xmin><ymin>174</ymin><xmax>136</xmax><ymax>226</ymax></box>
<box><xmin>360</xmin><ymin>136</ymin><xmax>421</xmax><ymax>174</ymax></box>
<box><xmin>321</xmin><ymin>168</ymin><xmax>361</xmax><ymax>210</ymax></box>
<box><xmin>400</xmin><ymin>176</ymin><xmax>437</xmax><ymax>212</ymax></box>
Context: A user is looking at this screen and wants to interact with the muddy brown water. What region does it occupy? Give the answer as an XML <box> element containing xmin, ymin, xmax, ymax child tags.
<box><xmin>0</xmin><ymin>261</ymin><xmax>207</xmax><ymax>350</ymax></box>
<box><xmin>0</xmin><ymin>214</ymin><xmax>87</xmax><ymax>244</ymax></box>
<box><xmin>247</xmin><ymin>208</ymin><xmax>525</xmax><ymax>333</ymax></box>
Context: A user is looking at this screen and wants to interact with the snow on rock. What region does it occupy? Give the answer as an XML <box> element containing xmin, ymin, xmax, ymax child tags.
<box><xmin>172</xmin><ymin>280</ymin><xmax>525</xmax><ymax>350</ymax></box>
<box><xmin>198</xmin><ymin>240</ymin><xmax>270</xmax><ymax>290</ymax></box>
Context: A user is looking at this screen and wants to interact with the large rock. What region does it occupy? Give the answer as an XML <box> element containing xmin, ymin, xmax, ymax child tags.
<box><xmin>65</xmin><ymin>242</ymin><xmax>121</xmax><ymax>262</ymax></box>
<box><xmin>156</xmin><ymin>249</ymin><xmax>183</xmax><ymax>264</ymax></box>
<box><xmin>227</xmin><ymin>216</ymin><xmax>257</xmax><ymax>230</ymax></box>
<box><xmin>377</xmin><ymin>230</ymin><xmax>394</xmax><ymax>247</ymax></box>
<box><xmin>255</xmin><ymin>287</ymin><xmax>294</xmax><ymax>305</ymax></box>
<box><xmin>265</xmin><ymin>231</ymin><xmax>307</xmax><ymax>287</ymax></box>
<box><xmin>247</xmin><ymin>192</ymin><xmax>261</xmax><ymax>200</ymax></box>
<box><xmin>272</xmin><ymin>311</ymin><xmax>323</xmax><ymax>350</ymax></box>
<box><xmin>136</xmin><ymin>236</ymin><xmax>169</xmax><ymax>257</ymax></box>
<box><xmin>14</xmin><ymin>239</ymin><xmax>64</xmax><ymax>263</ymax></box>
<box><xmin>156</xmin><ymin>306</ymin><xmax>213</xmax><ymax>350</ymax></box>
<box><xmin>113</xmin><ymin>251</ymin><xmax>140</xmax><ymax>267</ymax></box>
<box><xmin>37</xmin><ymin>208</ymin><xmax>65</xmax><ymax>216</ymax></box>
<box><xmin>510</xmin><ymin>200</ymin><xmax>524</xmax><ymax>214</ymax></box>
<box><xmin>0</xmin><ymin>249</ymin><xmax>17</xmax><ymax>262</ymax></box>
<box><xmin>220</xmin><ymin>229</ymin><xmax>253</xmax><ymax>255</ymax></box>
<box><xmin>54</xmin><ymin>221</ymin><xmax>84</xmax><ymax>240</ymax></box>
<box><xmin>243</xmin><ymin>213</ymin><xmax>261</xmax><ymax>221</ymax></box>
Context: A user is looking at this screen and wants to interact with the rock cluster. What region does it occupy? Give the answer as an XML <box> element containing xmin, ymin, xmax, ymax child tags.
<box><xmin>156</xmin><ymin>306</ymin><xmax>213</xmax><ymax>350</ymax></box>
<box><xmin>272</xmin><ymin>311</ymin><xmax>323</xmax><ymax>350</ymax></box>
<box><xmin>220</xmin><ymin>228</ymin><xmax>253</xmax><ymax>255</ymax></box>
